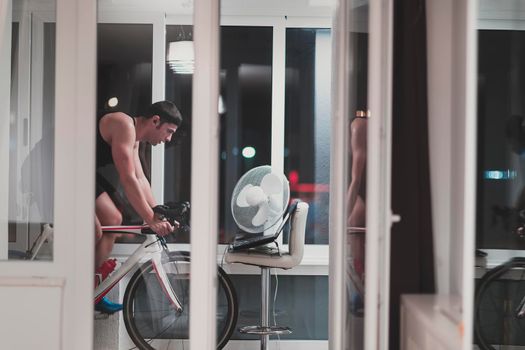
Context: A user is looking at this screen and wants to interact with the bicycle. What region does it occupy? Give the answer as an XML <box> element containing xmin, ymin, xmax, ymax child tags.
<box><xmin>474</xmin><ymin>256</ymin><xmax>525</xmax><ymax>350</ymax></box>
<box><xmin>474</xmin><ymin>209</ymin><xmax>525</xmax><ymax>350</ymax></box>
<box><xmin>14</xmin><ymin>202</ymin><xmax>239</xmax><ymax>350</ymax></box>
<box><xmin>8</xmin><ymin>223</ymin><xmax>54</xmax><ymax>260</ymax></box>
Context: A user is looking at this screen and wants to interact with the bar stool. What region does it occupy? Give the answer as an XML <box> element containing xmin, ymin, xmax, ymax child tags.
<box><xmin>225</xmin><ymin>201</ymin><xmax>309</xmax><ymax>350</ymax></box>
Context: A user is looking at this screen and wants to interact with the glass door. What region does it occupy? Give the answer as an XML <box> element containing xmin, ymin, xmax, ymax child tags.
<box><xmin>331</xmin><ymin>0</ymin><xmax>394</xmax><ymax>349</ymax></box>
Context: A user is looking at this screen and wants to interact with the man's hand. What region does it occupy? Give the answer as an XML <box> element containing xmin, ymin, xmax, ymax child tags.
<box><xmin>148</xmin><ymin>218</ymin><xmax>177</xmax><ymax>237</ymax></box>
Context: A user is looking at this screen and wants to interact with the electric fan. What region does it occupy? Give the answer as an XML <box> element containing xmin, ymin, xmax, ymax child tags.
<box><xmin>231</xmin><ymin>165</ymin><xmax>290</xmax><ymax>233</ymax></box>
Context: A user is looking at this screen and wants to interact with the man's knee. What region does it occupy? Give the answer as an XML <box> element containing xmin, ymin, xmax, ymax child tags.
<box><xmin>105</xmin><ymin>210</ymin><xmax>123</xmax><ymax>226</ymax></box>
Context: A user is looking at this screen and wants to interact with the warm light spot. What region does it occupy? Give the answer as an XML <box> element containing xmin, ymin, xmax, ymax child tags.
<box><xmin>241</xmin><ymin>146</ymin><xmax>256</xmax><ymax>159</ymax></box>
<box><xmin>108</xmin><ymin>97</ymin><xmax>119</xmax><ymax>108</ymax></box>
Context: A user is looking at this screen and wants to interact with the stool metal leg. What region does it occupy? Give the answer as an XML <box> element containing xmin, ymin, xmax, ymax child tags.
<box><xmin>238</xmin><ymin>267</ymin><xmax>291</xmax><ymax>341</ymax></box>
<box><xmin>261</xmin><ymin>267</ymin><xmax>270</xmax><ymax>350</ymax></box>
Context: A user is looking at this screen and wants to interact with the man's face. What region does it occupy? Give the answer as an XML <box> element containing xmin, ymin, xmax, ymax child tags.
<box><xmin>148</xmin><ymin>116</ymin><xmax>178</xmax><ymax>145</ymax></box>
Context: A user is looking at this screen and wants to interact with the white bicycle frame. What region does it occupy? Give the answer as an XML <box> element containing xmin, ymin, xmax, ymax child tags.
<box><xmin>94</xmin><ymin>225</ymin><xmax>183</xmax><ymax>313</ymax></box>
<box><xmin>27</xmin><ymin>223</ymin><xmax>184</xmax><ymax>312</ymax></box>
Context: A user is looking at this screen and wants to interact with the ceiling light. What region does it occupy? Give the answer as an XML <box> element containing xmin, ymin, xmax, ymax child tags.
<box><xmin>167</xmin><ymin>41</ymin><xmax>194</xmax><ymax>74</ymax></box>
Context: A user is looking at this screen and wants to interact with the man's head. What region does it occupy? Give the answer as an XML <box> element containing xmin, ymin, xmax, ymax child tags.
<box><xmin>142</xmin><ymin>101</ymin><xmax>183</xmax><ymax>145</ymax></box>
<box><xmin>145</xmin><ymin>100</ymin><xmax>183</xmax><ymax>126</ymax></box>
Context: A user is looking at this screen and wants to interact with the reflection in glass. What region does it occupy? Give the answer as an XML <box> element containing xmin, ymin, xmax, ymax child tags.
<box><xmin>7</xmin><ymin>3</ymin><xmax>56</xmax><ymax>261</ymax></box>
<box><xmin>344</xmin><ymin>2</ymin><xmax>369</xmax><ymax>349</ymax></box>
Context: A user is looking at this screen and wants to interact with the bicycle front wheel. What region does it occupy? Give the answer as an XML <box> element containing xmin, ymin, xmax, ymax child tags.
<box><xmin>475</xmin><ymin>257</ymin><xmax>525</xmax><ymax>350</ymax></box>
<box><xmin>123</xmin><ymin>251</ymin><xmax>238</xmax><ymax>350</ymax></box>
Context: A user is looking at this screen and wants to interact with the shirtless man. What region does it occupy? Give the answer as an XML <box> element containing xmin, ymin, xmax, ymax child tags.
<box><xmin>95</xmin><ymin>100</ymin><xmax>182</xmax><ymax>312</ymax></box>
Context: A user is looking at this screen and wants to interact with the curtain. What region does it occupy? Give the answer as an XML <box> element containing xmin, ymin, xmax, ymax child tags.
<box><xmin>390</xmin><ymin>0</ymin><xmax>435</xmax><ymax>349</ymax></box>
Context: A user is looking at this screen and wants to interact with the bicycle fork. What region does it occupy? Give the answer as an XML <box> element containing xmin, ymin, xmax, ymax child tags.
<box><xmin>150</xmin><ymin>248</ymin><xmax>183</xmax><ymax>313</ymax></box>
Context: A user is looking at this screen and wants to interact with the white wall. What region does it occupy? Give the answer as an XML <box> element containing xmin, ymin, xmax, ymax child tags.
<box><xmin>0</xmin><ymin>0</ymin><xmax>12</xmax><ymax>260</ymax></box>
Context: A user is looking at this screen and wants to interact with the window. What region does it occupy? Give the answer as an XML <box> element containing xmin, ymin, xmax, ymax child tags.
<box><xmin>97</xmin><ymin>23</ymin><xmax>153</xmax><ymax>227</ymax></box>
<box><xmin>285</xmin><ymin>28</ymin><xmax>332</xmax><ymax>244</ymax></box>
<box><xmin>164</xmin><ymin>25</ymin><xmax>273</xmax><ymax>244</ymax></box>
<box><xmin>7</xmin><ymin>13</ymin><xmax>56</xmax><ymax>261</ymax></box>
<box><xmin>476</xmin><ymin>30</ymin><xmax>525</xmax><ymax>250</ymax></box>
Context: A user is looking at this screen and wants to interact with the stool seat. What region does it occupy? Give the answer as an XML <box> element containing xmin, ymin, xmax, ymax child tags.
<box><xmin>225</xmin><ymin>246</ymin><xmax>297</xmax><ymax>269</ymax></box>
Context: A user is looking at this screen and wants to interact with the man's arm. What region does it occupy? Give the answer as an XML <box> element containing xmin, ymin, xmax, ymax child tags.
<box><xmin>133</xmin><ymin>144</ymin><xmax>156</xmax><ymax>208</ymax></box>
<box><xmin>109</xmin><ymin>118</ymin><xmax>172</xmax><ymax>235</ymax></box>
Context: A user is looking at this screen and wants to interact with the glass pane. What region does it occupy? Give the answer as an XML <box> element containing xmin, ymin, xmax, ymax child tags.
<box><xmin>219</xmin><ymin>26</ymin><xmax>273</xmax><ymax>243</ymax></box>
<box><xmin>345</xmin><ymin>2</ymin><xmax>369</xmax><ymax>349</ymax></box>
<box><xmin>6</xmin><ymin>1</ymin><xmax>56</xmax><ymax>261</ymax></box>
<box><xmin>474</xmin><ymin>2</ymin><xmax>525</xmax><ymax>349</ymax></box>
<box><xmin>285</xmin><ymin>27</ymin><xmax>332</xmax><ymax>245</ymax></box>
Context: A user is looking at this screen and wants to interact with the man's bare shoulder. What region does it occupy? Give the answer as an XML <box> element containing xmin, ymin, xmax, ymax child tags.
<box><xmin>99</xmin><ymin>112</ymin><xmax>135</xmax><ymax>142</ymax></box>
<box><xmin>101</xmin><ymin>112</ymin><xmax>133</xmax><ymax>124</ymax></box>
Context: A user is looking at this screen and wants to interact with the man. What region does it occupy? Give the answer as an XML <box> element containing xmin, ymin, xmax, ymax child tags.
<box><xmin>95</xmin><ymin>100</ymin><xmax>182</xmax><ymax>313</ymax></box>
<box><xmin>346</xmin><ymin>110</ymin><xmax>367</xmax><ymax>318</ymax></box>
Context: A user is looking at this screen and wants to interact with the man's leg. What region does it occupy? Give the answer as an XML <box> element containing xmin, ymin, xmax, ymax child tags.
<box><xmin>95</xmin><ymin>192</ymin><xmax>122</xmax><ymax>269</ymax></box>
<box><xmin>95</xmin><ymin>192</ymin><xmax>123</xmax><ymax>313</ymax></box>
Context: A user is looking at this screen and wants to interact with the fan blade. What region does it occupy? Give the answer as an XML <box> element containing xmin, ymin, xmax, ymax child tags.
<box><xmin>268</xmin><ymin>194</ymin><xmax>282</xmax><ymax>213</ymax></box>
<box><xmin>252</xmin><ymin>203</ymin><xmax>270</xmax><ymax>226</ymax></box>
<box><xmin>245</xmin><ymin>186</ymin><xmax>266</xmax><ymax>206</ymax></box>
<box><xmin>260</xmin><ymin>173</ymin><xmax>282</xmax><ymax>195</ymax></box>
<box><xmin>236</xmin><ymin>184</ymin><xmax>253</xmax><ymax>207</ymax></box>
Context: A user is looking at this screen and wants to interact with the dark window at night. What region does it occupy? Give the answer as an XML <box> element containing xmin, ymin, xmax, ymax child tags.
<box><xmin>285</xmin><ymin>28</ymin><xmax>331</xmax><ymax>244</ymax></box>
<box><xmin>219</xmin><ymin>26</ymin><xmax>273</xmax><ymax>243</ymax></box>
<box><xmin>164</xmin><ymin>26</ymin><xmax>273</xmax><ymax>244</ymax></box>
<box><xmin>97</xmin><ymin>23</ymin><xmax>153</xmax><ymax>227</ymax></box>
<box><xmin>477</xmin><ymin>30</ymin><xmax>525</xmax><ymax>250</ymax></box>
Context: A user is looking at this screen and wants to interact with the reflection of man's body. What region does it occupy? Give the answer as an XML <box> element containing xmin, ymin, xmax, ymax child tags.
<box><xmin>347</xmin><ymin>114</ymin><xmax>367</xmax><ymax>227</ymax></box>
<box><xmin>347</xmin><ymin>111</ymin><xmax>367</xmax><ymax>294</ymax></box>
<box><xmin>94</xmin><ymin>101</ymin><xmax>182</xmax><ymax>312</ymax></box>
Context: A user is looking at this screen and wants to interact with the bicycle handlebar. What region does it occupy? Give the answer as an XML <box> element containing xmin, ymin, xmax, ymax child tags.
<box><xmin>145</xmin><ymin>201</ymin><xmax>191</xmax><ymax>236</ymax></box>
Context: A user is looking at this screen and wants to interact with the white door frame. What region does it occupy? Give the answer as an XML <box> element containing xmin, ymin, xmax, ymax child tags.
<box><xmin>0</xmin><ymin>0</ymin><xmax>96</xmax><ymax>349</ymax></box>
<box><xmin>189</xmin><ymin>1</ymin><xmax>220</xmax><ymax>349</ymax></box>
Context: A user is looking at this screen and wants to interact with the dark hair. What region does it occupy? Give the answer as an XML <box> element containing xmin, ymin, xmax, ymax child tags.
<box><xmin>145</xmin><ymin>100</ymin><xmax>183</xmax><ymax>126</ymax></box>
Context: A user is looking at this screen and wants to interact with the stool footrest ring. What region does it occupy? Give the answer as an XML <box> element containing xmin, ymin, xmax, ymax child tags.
<box><xmin>238</xmin><ymin>325</ymin><xmax>292</xmax><ymax>335</ymax></box>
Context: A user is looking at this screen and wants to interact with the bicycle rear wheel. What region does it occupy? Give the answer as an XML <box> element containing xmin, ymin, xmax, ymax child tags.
<box><xmin>475</xmin><ymin>257</ymin><xmax>525</xmax><ymax>350</ymax></box>
<box><xmin>123</xmin><ymin>251</ymin><xmax>238</xmax><ymax>350</ymax></box>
